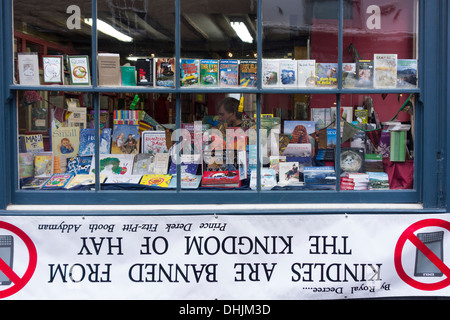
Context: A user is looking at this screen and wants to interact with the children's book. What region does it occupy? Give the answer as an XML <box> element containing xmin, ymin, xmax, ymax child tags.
<box><xmin>315</xmin><ymin>63</ymin><xmax>338</xmax><ymax>87</ymax></box>
<box><xmin>132</xmin><ymin>153</ymin><xmax>155</xmax><ymax>175</ymax></box>
<box><xmin>249</xmin><ymin>168</ymin><xmax>277</xmax><ymax>190</ymax></box>
<box><xmin>105</xmin><ymin>175</ymin><xmax>142</xmax><ymax>184</ymax></box>
<box><xmin>121</xmin><ymin>66</ymin><xmax>137</xmax><ymax>86</ymax></box>
<box><xmin>181</xmin><ymin>59</ymin><xmax>200</xmax><ymax>87</ymax></box>
<box><xmin>297</xmin><ymin>60</ymin><xmax>316</xmax><ymax>88</ymax></box>
<box><xmin>262</xmin><ymin>59</ymin><xmax>279</xmax><ymax>87</ymax></box>
<box><xmin>373</xmin><ymin>54</ymin><xmax>397</xmax><ymax>89</ymax></box>
<box><xmin>17</xmin><ymin>52</ymin><xmax>40</xmax><ymax>86</ymax></box>
<box><xmin>79</xmin><ymin>128</ymin><xmax>112</xmax><ymax>156</ymax></box>
<box><xmin>68</xmin><ymin>55</ymin><xmax>91</xmax><ymax>85</ymax></box>
<box><xmin>64</xmin><ymin>174</ymin><xmax>106</xmax><ymax>189</ymax></box>
<box><xmin>136</xmin><ymin>58</ymin><xmax>154</xmax><ymax>86</ymax></box>
<box><xmin>200</xmin><ymin>59</ymin><xmax>219</xmax><ymax>87</ymax></box>
<box><xmin>22</xmin><ymin>177</ymin><xmax>50</xmax><ymax>189</ymax></box>
<box><xmin>154</xmin><ymin>58</ymin><xmax>175</xmax><ymax>87</ymax></box>
<box><xmin>279</xmin><ymin>59</ymin><xmax>297</xmax><ymax>87</ymax></box>
<box><xmin>19</xmin><ymin>134</ymin><xmax>44</xmax><ymax>155</ymax></box>
<box><xmin>239</xmin><ymin>60</ymin><xmax>257</xmax><ymax>87</ymax></box>
<box><xmin>356</xmin><ymin>60</ymin><xmax>373</xmax><ymax>88</ymax></box>
<box><xmin>19</xmin><ymin>153</ymin><xmax>34</xmax><ymax>179</ymax></box>
<box><xmin>140</xmin><ymin>174</ymin><xmax>172</xmax><ymax>188</ymax></box>
<box><xmin>201</xmin><ymin>170</ymin><xmax>241</xmax><ymax>188</ymax></box>
<box><xmin>153</xmin><ymin>153</ymin><xmax>170</xmax><ymax>174</ymax></box>
<box><xmin>342</xmin><ymin>63</ymin><xmax>357</xmax><ymax>88</ymax></box>
<box><xmin>51</xmin><ymin>126</ymin><xmax>80</xmax><ymax>158</ymax></box>
<box><xmin>397</xmin><ymin>59</ymin><xmax>418</xmax><ymax>88</ymax></box>
<box><xmin>168</xmin><ymin>174</ymin><xmax>202</xmax><ymax>189</ymax></box>
<box><xmin>112</xmin><ymin>124</ymin><xmax>140</xmax><ymax>154</ymax></box>
<box><xmin>34</xmin><ymin>152</ymin><xmax>54</xmax><ymax>177</ymax></box>
<box><xmin>67</xmin><ymin>156</ymin><xmax>93</xmax><ymax>175</ymax></box>
<box><xmin>141</xmin><ymin>130</ymin><xmax>168</xmax><ymax>154</ymax></box>
<box><xmin>43</xmin><ymin>55</ymin><xmax>64</xmax><ymax>85</ymax></box>
<box><xmin>90</xmin><ymin>154</ymin><xmax>135</xmax><ymax>176</ymax></box>
<box><xmin>41</xmin><ymin>173</ymin><xmax>75</xmax><ymax>189</ymax></box>
<box><xmin>219</xmin><ymin>59</ymin><xmax>239</xmax><ymax>87</ymax></box>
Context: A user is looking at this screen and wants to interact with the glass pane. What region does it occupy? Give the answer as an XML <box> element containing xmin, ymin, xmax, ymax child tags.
<box><xmin>180</xmin><ymin>93</ymin><xmax>256</xmax><ymax>190</ymax></box>
<box><xmin>259</xmin><ymin>94</ymin><xmax>337</xmax><ymax>190</ymax></box>
<box><xmin>17</xmin><ymin>90</ymin><xmax>95</xmax><ymax>190</ymax></box>
<box><xmin>14</xmin><ymin>0</ymin><xmax>92</xmax><ymax>86</ymax></box>
<box><xmin>262</xmin><ymin>0</ymin><xmax>339</xmax><ymax>89</ymax></box>
<box><xmin>342</xmin><ymin>0</ymin><xmax>418</xmax><ymax>89</ymax></box>
<box><xmin>97</xmin><ymin>0</ymin><xmax>175</xmax><ymax>87</ymax></box>
<box><xmin>339</xmin><ymin>93</ymin><xmax>415</xmax><ymax>191</ymax></box>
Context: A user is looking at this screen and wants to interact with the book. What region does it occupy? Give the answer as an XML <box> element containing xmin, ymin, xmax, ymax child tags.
<box><xmin>297</xmin><ymin>60</ymin><xmax>316</xmax><ymax>88</ymax></box>
<box><xmin>315</xmin><ymin>63</ymin><xmax>338</xmax><ymax>87</ymax></box>
<box><xmin>219</xmin><ymin>59</ymin><xmax>239</xmax><ymax>87</ymax></box>
<box><xmin>373</xmin><ymin>54</ymin><xmax>397</xmax><ymax>88</ymax></box>
<box><xmin>111</xmin><ymin>124</ymin><xmax>140</xmax><ymax>154</ymax></box>
<box><xmin>141</xmin><ymin>130</ymin><xmax>168</xmax><ymax>154</ymax></box>
<box><xmin>34</xmin><ymin>152</ymin><xmax>53</xmax><ymax>177</ymax></box>
<box><xmin>284</xmin><ymin>120</ymin><xmax>315</xmax><ymax>138</ymax></box>
<box><xmin>239</xmin><ymin>60</ymin><xmax>257</xmax><ymax>87</ymax></box>
<box><xmin>200</xmin><ymin>59</ymin><xmax>219</xmax><ymax>87</ymax></box>
<box><xmin>344</xmin><ymin>172</ymin><xmax>369</xmax><ymax>190</ymax></box>
<box><xmin>22</xmin><ymin>177</ymin><xmax>50</xmax><ymax>189</ymax></box>
<box><xmin>68</xmin><ymin>55</ymin><xmax>91</xmax><ymax>85</ymax></box>
<box><xmin>279</xmin><ymin>59</ymin><xmax>297</xmax><ymax>87</ymax></box>
<box><xmin>17</xmin><ymin>52</ymin><xmax>40</xmax><ymax>86</ymax></box>
<box><xmin>51</xmin><ymin>126</ymin><xmax>80</xmax><ymax>158</ymax></box>
<box><xmin>303</xmin><ymin>166</ymin><xmax>336</xmax><ymax>189</ymax></box>
<box><xmin>262</xmin><ymin>59</ymin><xmax>279</xmax><ymax>87</ymax></box>
<box><xmin>105</xmin><ymin>175</ymin><xmax>142</xmax><ymax>184</ymax></box>
<box><xmin>153</xmin><ymin>153</ymin><xmax>170</xmax><ymax>174</ymax></box>
<box><xmin>97</xmin><ymin>53</ymin><xmax>121</xmax><ymax>86</ymax></box>
<box><xmin>19</xmin><ymin>153</ymin><xmax>34</xmax><ymax>179</ymax></box>
<box><xmin>19</xmin><ymin>134</ymin><xmax>44</xmax><ymax>155</ymax></box>
<box><xmin>79</xmin><ymin>128</ymin><xmax>112</xmax><ymax>156</ymax></box>
<box><xmin>327</xmin><ymin>128</ymin><xmax>337</xmax><ymax>148</ymax></box>
<box><xmin>365</xmin><ymin>153</ymin><xmax>383</xmax><ymax>172</ymax></box>
<box><xmin>250</xmin><ymin>168</ymin><xmax>277</xmax><ymax>190</ymax></box>
<box><xmin>168</xmin><ymin>160</ymin><xmax>200</xmax><ymax>176</ymax></box>
<box><xmin>168</xmin><ymin>174</ymin><xmax>202</xmax><ymax>189</ymax></box>
<box><xmin>136</xmin><ymin>58</ymin><xmax>154</xmax><ymax>86</ymax></box>
<box><xmin>154</xmin><ymin>58</ymin><xmax>175</xmax><ymax>87</ymax></box>
<box><xmin>180</xmin><ymin>59</ymin><xmax>200</xmax><ymax>87</ymax></box>
<box><xmin>367</xmin><ymin>172</ymin><xmax>389</xmax><ymax>190</ymax></box>
<box><xmin>67</xmin><ymin>156</ymin><xmax>92</xmax><ymax>175</ymax></box>
<box><xmin>390</xmin><ymin>130</ymin><xmax>406</xmax><ymax>162</ymax></box>
<box><xmin>356</xmin><ymin>60</ymin><xmax>373</xmax><ymax>88</ymax></box>
<box><xmin>269</xmin><ymin>156</ymin><xmax>286</xmax><ymax>174</ymax></box>
<box><xmin>67</xmin><ymin>106</ymin><xmax>87</xmax><ymax>129</ymax></box>
<box><xmin>201</xmin><ymin>171</ymin><xmax>241</xmax><ymax>188</ymax></box>
<box><xmin>132</xmin><ymin>153</ymin><xmax>155</xmax><ymax>175</ymax></box>
<box><xmin>121</xmin><ymin>66</ymin><xmax>137</xmax><ymax>86</ymax></box>
<box><xmin>140</xmin><ymin>174</ymin><xmax>172</xmax><ymax>188</ymax></box>
<box><xmin>282</xmin><ymin>144</ymin><xmax>312</xmax><ymax>157</ymax></box>
<box><xmin>43</xmin><ymin>55</ymin><xmax>64</xmax><ymax>85</ymax></box>
<box><xmin>311</xmin><ymin>108</ymin><xmax>332</xmax><ymax>130</ymax></box>
<box><xmin>64</xmin><ymin>174</ymin><xmax>106</xmax><ymax>189</ymax></box>
<box><xmin>354</xmin><ymin>108</ymin><xmax>369</xmax><ymax>124</ymax></box>
<box><xmin>41</xmin><ymin>173</ymin><xmax>75</xmax><ymax>189</ymax></box>
<box><xmin>340</xmin><ymin>147</ymin><xmax>365</xmax><ymax>173</ymax></box>
<box><xmin>397</xmin><ymin>59</ymin><xmax>418</xmax><ymax>88</ymax></box>
<box><xmin>278</xmin><ymin>162</ymin><xmax>303</xmax><ymax>185</ymax></box>
<box><xmin>90</xmin><ymin>154</ymin><xmax>135</xmax><ymax>176</ymax></box>
<box><xmin>342</xmin><ymin>63</ymin><xmax>357</xmax><ymax>88</ymax></box>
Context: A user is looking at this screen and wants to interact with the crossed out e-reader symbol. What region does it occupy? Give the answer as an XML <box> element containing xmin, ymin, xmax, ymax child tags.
<box><xmin>395</xmin><ymin>219</ymin><xmax>450</xmax><ymax>291</ymax></box>
<box><xmin>0</xmin><ymin>221</ymin><xmax>37</xmax><ymax>299</ymax></box>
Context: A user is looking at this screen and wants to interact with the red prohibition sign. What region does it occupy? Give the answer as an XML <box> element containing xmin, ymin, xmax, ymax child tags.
<box><xmin>0</xmin><ymin>221</ymin><xmax>37</xmax><ymax>299</ymax></box>
<box><xmin>394</xmin><ymin>219</ymin><xmax>450</xmax><ymax>291</ymax></box>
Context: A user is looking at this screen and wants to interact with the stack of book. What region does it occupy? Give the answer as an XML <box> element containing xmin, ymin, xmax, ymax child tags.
<box><xmin>340</xmin><ymin>173</ymin><xmax>369</xmax><ymax>190</ymax></box>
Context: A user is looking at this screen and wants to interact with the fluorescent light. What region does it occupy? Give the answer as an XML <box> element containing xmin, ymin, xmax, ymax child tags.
<box><xmin>84</xmin><ymin>18</ymin><xmax>133</xmax><ymax>42</ymax></box>
<box><xmin>230</xmin><ymin>21</ymin><xmax>253</xmax><ymax>43</ymax></box>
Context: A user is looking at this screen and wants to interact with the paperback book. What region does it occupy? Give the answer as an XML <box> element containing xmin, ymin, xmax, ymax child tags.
<box><xmin>356</xmin><ymin>60</ymin><xmax>373</xmax><ymax>88</ymax></box>
<box><xmin>68</xmin><ymin>55</ymin><xmax>90</xmax><ymax>85</ymax></box>
<box><xmin>43</xmin><ymin>55</ymin><xmax>64</xmax><ymax>85</ymax></box>
<box><xmin>112</xmin><ymin>124</ymin><xmax>140</xmax><ymax>154</ymax></box>
<box><xmin>51</xmin><ymin>126</ymin><xmax>80</xmax><ymax>158</ymax></box>
<box><xmin>17</xmin><ymin>52</ymin><xmax>40</xmax><ymax>86</ymax></box>
<box><xmin>140</xmin><ymin>174</ymin><xmax>172</xmax><ymax>188</ymax></box>
<box><xmin>297</xmin><ymin>60</ymin><xmax>316</xmax><ymax>88</ymax></box>
<box><xmin>315</xmin><ymin>63</ymin><xmax>338</xmax><ymax>87</ymax></box>
<box><xmin>201</xmin><ymin>170</ymin><xmax>241</xmax><ymax>188</ymax></box>
<box><xmin>397</xmin><ymin>59</ymin><xmax>418</xmax><ymax>88</ymax></box>
<box><xmin>136</xmin><ymin>58</ymin><xmax>154</xmax><ymax>86</ymax></box>
<box><xmin>219</xmin><ymin>59</ymin><xmax>239</xmax><ymax>87</ymax></box>
<box><xmin>64</xmin><ymin>174</ymin><xmax>106</xmax><ymax>189</ymax></box>
<box><xmin>373</xmin><ymin>54</ymin><xmax>397</xmax><ymax>89</ymax></box>
<box><xmin>200</xmin><ymin>59</ymin><xmax>219</xmax><ymax>87</ymax></box>
<box><xmin>239</xmin><ymin>60</ymin><xmax>257</xmax><ymax>87</ymax></box>
<box><xmin>155</xmin><ymin>58</ymin><xmax>175</xmax><ymax>87</ymax></box>
<box><xmin>279</xmin><ymin>59</ymin><xmax>297</xmax><ymax>87</ymax></box>
<box><xmin>121</xmin><ymin>66</ymin><xmax>137</xmax><ymax>86</ymax></box>
<box><xmin>262</xmin><ymin>59</ymin><xmax>279</xmax><ymax>87</ymax></box>
<box><xmin>98</xmin><ymin>53</ymin><xmax>121</xmax><ymax>86</ymax></box>
<box><xmin>41</xmin><ymin>173</ymin><xmax>75</xmax><ymax>190</ymax></box>
<box><xmin>180</xmin><ymin>59</ymin><xmax>200</xmax><ymax>87</ymax></box>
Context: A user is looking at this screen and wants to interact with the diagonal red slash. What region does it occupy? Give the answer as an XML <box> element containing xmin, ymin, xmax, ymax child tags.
<box><xmin>0</xmin><ymin>258</ymin><xmax>21</xmax><ymax>285</ymax></box>
<box><xmin>408</xmin><ymin>233</ymin><xmax>450</xmax><ymax>277</ymax></box>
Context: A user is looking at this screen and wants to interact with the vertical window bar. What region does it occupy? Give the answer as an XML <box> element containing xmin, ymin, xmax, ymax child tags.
<box><xmin>256</xmin><ymin>0</ymin><xmax>262</xmax><ymax>191</ymax></box>
<box><xmin>175</xmin><ymin>0</ymin><xmax>181</xmax><ymax>191</ymax></box>
<box><xmin>91</xmin><ymin>0</ymin><xmax>100</xmax><ymax>191</ymax></box>
<box><xmin>335</xmin><ymin>0</ymin><xmax>344</xmax><ymax>191</ymax></box>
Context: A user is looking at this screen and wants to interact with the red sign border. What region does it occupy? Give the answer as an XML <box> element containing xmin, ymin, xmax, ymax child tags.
<box><xmin>0</xmin><ymin>221</ymin><xmax>37</xmax><ymax>299</ymax></box>
<box><xmin>394</xmin><ymin>219</ymin><xmax>450</xmax><ymax>291</ymax></box>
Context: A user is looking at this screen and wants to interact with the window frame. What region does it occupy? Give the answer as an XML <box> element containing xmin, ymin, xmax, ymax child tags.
<box><xmin>1</xmin><ymin>0</ymin><xmax>446</xmax><ymax>210</ymax></box>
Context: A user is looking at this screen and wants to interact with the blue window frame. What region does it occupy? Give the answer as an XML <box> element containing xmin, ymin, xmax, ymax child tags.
<box><xmin>0</xmin><ymin>0</ymin><xmax>448</xmax><ymax>211</ymax></box>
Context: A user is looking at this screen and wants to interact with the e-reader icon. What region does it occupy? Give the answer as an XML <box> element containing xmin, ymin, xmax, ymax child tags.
<box><xmin>0</xmin><ymin>235</ymin><xmax>14</xmax><ymax>286</ymax></box>
<box><xmin>414</xmin><ymin>231</ymin><xmax>444</xmax><ymax>277</ymax></box>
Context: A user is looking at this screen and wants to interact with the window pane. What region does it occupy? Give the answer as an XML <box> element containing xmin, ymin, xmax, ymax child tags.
<box><xmin>342</xmin><ymin>0</ymin><xmax>418</xmax><ymax>89</ymax></box>
<box><xmin>262</xmin><ymin>0</ymin><xmax>339</xmax><ymax>89</ymax></box>
<box><xmin>14</xmin><ymin>0</ymin><xmax>92</xmax><ymax>86</ymax></box>
<box><xmin>339</xmin><ymin>93</ymin><xmax>415</xmax><ymax>191</ymax></box>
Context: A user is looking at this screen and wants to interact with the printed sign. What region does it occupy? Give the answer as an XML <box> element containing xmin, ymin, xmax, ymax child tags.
<box><xmin>0</xmin><ymin>214</ymin><xmax>448</xmax><ymax>299</ymax></box>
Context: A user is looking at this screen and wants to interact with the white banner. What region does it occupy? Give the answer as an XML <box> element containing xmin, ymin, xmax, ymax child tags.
<box><xmin>0</xmin><ymin>213</ymin><xmax>449</xmax><ymax>300</ymax></box>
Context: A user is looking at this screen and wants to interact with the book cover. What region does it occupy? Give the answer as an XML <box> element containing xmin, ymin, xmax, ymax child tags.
<box><xmin>68</xmin><ymin>55</ymin><xmax>91</xmax><ymax>85</ymax></box>
<box><xmin>200</xmin><ymin>59</ymin><xmax>219</xmax><ymax>87</ymax></box>
<box><xmin>22</xmin><ymin>177</ymin><xmax>50</xmax><ymax>189</ymax></box>
<box><xmin>79</xmin><ymin>128</ymin><xmax>112</xmax><ymax>156</ymax></box>
<box><xmin>327</xmin><ymin>128</ymin><xmax>337</xmax><ymax>148</ymax></box>
<box><xmin>67</xmin><ymin>106</ymin><xmax>87</xmax><ymax>129</ymax></box>
<box><xmin>373</xmin><ymin>54</ymin><xmax>397</xmax><ymax>89</ymax></box>
<box><xmin>132</xmin><ymin>153</ymin><xmax>155</xmax><ymax>175</ymax></box>
<box><xmin>356</xmin><ymin>60</ymin><xmax>373</xmax><ymax>88</ymax></box>
<box><xmin>155</xmin><ymin>58</ymin><xmax>175</xmax><ymax>87</ymax></box>
<box><xmin>262</xmin><ymin>59</ymin><xmax>279</xmax><ymax>87</ymax></box>
<box><xmin>297</xmin><ymin>60</ymin><xmax>316</xmax><ymax>88</ymax></box>
<box><xmin>112</xmin><ymin>124</ymin><xmax>140</xmax><ymax>154</ymax></box>
<box><xmin>20</xmin><ymin>134</ymin><xmax>44</xmax><ymax>155</ymax></box>
<box><xmin>316</xmin><ymin>63</ymin><xmax>338</xmax><ymax>87</ymax></box>
<box><xmin>67</xmin><ymin>156</ymin><xmax>92</xmax><ymax>175</ymax></box>
<box><xmin>19</xmin><ymin>153</ymin><xmax>34</xmax><ymax>179</ymax></box>
<box><xmin>43</xmin><ymin>55</ymin><xmax>64</xmax><ymax>84</ymax></box>
<box><xmin>51</xmin><ymin>126</ymin><xmax>80</xmax><ymax>158</ymax></box>
<box><xmin>279</xmin><ymin>59</ymin><xmax>297</xmax><ymax>87</ymax></box>
<box><xmin>278</xmin><ymin>162</ymin><xmax>303</xmax><ymax>185</ymax></box>
<box><xmin>311</xmin><ymin>108</ymin><xmax>332</xmax><ymax>130</ymax></box>
<box><xmin>303</xmin><ymin>166</ymin><xmax>336</xmax><ymax>188</ymax></box>
<box><xmin>367</xmin><ymin>171</ymin><xmax>389</xmax><ymax>190</ymax></box>
<box><xmin>153</xmin><ymin>153</ymin><xmax>170</xmax><ymax>174</ymax></box>
<box><xmin>168</xmin><ymin>161</ymin><xmax>200</xmax><ymax>176</ymax></box>
<box><xmin>64</xmin><ymin>174</ymin><xmax>106</xmax><ymax>189</ymax></box>
<box><xmin>340</xmin><ymin>147</ymin><xmax>365</xmax><ymax>173</ymax></box>
<box><xmin>282</xmin><ymin>143</ymin><xmax>312</xmax><ymax>157</ymax></box>
<box><xmin>136</xmin><ymin>58</ymin><xmax>154</xmax><ymax>86</ymax></box>
<box><xmin>250</xmin><ymin>168</ymin><xmax>277</xmax><ymax>190</ymax></box>
<box><xmin>284</xmin><ymin>120</ymin><xmax>315</xmax><ymax>137</ymax></box>
<box><xmin>34</xmin><ymin>152</ymin><xmax>53</xmax><ymax>177</ymax></box>
<box><xmin>181</xmin><ymin>59</ymin><xmax>200</xmax><ymax>87</ymax></box>
<box><xmin>342</xmin><ymin>63</ymin><xmax>357</xmax><ymax>88</ymax></box>
<box><xmin>219</xmin><ymin>59</ymin><xmax>239</xmax><ymax>87</ymax></box>
<box><xmin>90</xmin><ymin>154</ymin><xmax>135</xmax><ymax>176</ymax></box>
<box><xmin>201</xmin><ymin>171</ymin><xmax>240</xmax><ymax>188</ymax></box>
<box><xmin>17</xmin><ymin>52</ymin><xmax>40</xmax><ymax>86</ymax></box>
<box><xmin>397</xmin><ymin>59</ymin><xmax>418</xmax><ymax>88</ymax></box>
<box><xmin>390</xmin><ymin>130</ymin><xmax>406</xmax><ymax>162</ymax></box>
<box><xmin>140</xmin><ymin>174</ymin><xmax>172</xmax><ymax>188</ymax></box>
<box><xmin>121</xmin><ymin>66</ymin><xmax>137</xmax><ymax>86</ymax></box>
<box><xmin>41</xmin><ymin>173</ymin><xmax>74</xmax><ymax>189</ymax></box>
<box><xmin>168</xmin><ymin>174</ymin><xmax>202</xmax><ymax>189</ymax></box>
<box><xmin>97</xmin><ymin>53</ymin><xmax>121</xmax><ymax>86</ymax></box>
<box><xmin>141</xmin><ymin>130</ymin><xmax>168</xmax><ymax>154</ymax></box>
<box><xmin>105</xmin><ymin>174</ymin><xmax>142</xmax><ymax>184</ymax></box>
<box><xmin>239</xmin><ymin>60</ymin><xmax>257</xmax><ymax>87</ymax></box>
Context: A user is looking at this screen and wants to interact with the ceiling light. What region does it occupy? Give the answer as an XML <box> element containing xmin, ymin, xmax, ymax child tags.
<box><xmin>230</xmin><ymin>21</ymin><xmax>253</xmax><ymax>43</ymax></box>
<box><xmin>84</xmin><ymin>18</ymin><xmax>133</xmax><ymax>42</ymax></box>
